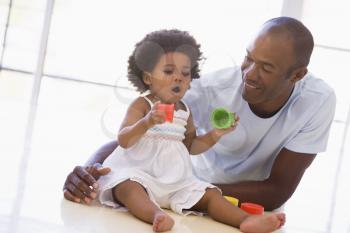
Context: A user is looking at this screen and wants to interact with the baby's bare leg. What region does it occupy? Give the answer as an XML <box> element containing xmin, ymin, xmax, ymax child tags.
<box><xmin>191</xmin><ymin>188</ymin><xmax>285</xmax><ymax>233</ymax></box>
<box><xmin>191</xmin><ymin>188</ymin><xmax>247</xmax><ymax>227</ymax></box>
<box><xmin>113</xmin><ymin>180</ymin><xmax>174</xmax><ymax>232</ymax></box>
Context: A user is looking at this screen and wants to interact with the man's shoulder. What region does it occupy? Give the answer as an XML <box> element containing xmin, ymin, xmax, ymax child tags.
<box><xmin>298</xmin><ymin>73</ymin><xmax>335</xmax><ymax>102</ymax></box>
<box><xmin>199</xmin><ymin>66</ymin><xmax>241</xmax><ymax>88</ymax></box>
<box><xmin>288</xmin><ymin>73</ymin><xmax>336</xmax><ymax>119</ymax></box>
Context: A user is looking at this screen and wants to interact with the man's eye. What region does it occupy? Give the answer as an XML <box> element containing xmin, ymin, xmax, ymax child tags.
<box><xmin>164</xmin><ymin>70</ymin><xmax>173</xmax><ymax>75</ymax></box>
<box><xmin>245</xmin><ymin>56</ymin><xmax>253</xmax><ymax>62</ymax></box>
<box><xmin>262</xmin><ymin>66</ymin><xmax>272</xmax><ymax>73</ymax></box>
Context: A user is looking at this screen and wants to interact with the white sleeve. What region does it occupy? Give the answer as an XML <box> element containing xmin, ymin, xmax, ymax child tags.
<box><xmin>285</xmin><ymin>91</ymin><xmax>336</xmax><ymax>154</ymax></box>
<box><xmin>183</xmin><ymin>78</ymin><xmax>211</xmax><ymax>128</ymax></box>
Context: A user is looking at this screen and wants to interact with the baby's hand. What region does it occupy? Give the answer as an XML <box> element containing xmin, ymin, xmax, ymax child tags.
<box><xmin>213</xmin><ymin>115</ymin><xmax>240</xmax><ymax>138</ymax></box>
<box><xmin>144</xmin><ymin>101</ymin><xmax>166</xmax><ymax>127</ymax></box>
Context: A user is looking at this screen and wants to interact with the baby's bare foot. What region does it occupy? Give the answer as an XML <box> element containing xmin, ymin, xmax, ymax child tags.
<box><xmin>240</xmin><ymin>213</ymin><xmax>286</xmax><ymax>233</ymax></box>
<box><xmin>152</xmin><ymin>211</ymin><xmax>174</xmax><ymax>232</ymax></box>
<box><xmin>276</xmin><ymin>213</ymin><xmax>286</xmax><ymax>227</ymax></box>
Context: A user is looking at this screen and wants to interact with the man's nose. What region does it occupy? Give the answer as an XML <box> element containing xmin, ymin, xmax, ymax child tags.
<box><xmin>243</xmin><ymin>63</ymin><xmax>258</xmax><ymax>81</ymax></box>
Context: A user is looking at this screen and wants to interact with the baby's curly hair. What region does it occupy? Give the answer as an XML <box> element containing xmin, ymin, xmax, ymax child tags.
<box><xmin>127</xmin><ymin>29</ymin><xmax>202</xmax><ymax>93</ymax></box>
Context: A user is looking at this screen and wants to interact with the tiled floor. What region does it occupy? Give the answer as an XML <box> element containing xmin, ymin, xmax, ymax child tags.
<box><xmin>0</xmin><ymin>70</ymin><xmax>349</xmax><ymax>233</ymax></box>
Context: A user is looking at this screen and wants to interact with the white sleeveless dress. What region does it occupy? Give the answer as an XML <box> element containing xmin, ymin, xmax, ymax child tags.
<box><xmin>98</xmin><ymin>97</ymin><xmax>217</xmax><ymax>215</ymax></box>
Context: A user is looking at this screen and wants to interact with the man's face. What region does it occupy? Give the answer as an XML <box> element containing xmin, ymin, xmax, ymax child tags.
<box><xmin>241</xmin><ymin>32</ymin><xmax>297</xmax><ymax>106</ymax></box>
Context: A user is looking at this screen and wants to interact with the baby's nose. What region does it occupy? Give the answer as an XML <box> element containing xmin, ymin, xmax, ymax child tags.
<box><xmin>174</xmin><ymin>73</ymin><xmax>183</xmax><ymax>82</ymax></box>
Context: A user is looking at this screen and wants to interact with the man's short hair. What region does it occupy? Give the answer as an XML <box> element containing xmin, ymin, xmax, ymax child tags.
<box><xmin>263</xmin><ymin>17</ymin><xmax>314</xmax><ymax>68</ymax></box>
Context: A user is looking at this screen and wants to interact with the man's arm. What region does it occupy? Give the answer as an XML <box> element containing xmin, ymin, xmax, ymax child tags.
<box><xmin>85</xmin><ymin>140</ymin><xmax>118</xmax><ymax>166</ymax></box>
<box><xmin>63</xmin><ymin>141</ymin><xmax>117</xmax><ymax>204</ymax></box>
<box><xmin>216</xmin><ymin>148</ymin><xmax>316</xmax><ymax>210</ymax></box>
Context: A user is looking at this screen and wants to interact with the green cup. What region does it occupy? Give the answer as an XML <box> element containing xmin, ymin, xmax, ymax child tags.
<box><xmin>210</xmin><ymin>108</ymin><xmax>235</xmax><ymax>129</ymax></box>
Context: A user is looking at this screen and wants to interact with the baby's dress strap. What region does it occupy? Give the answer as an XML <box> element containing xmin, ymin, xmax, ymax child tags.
<box><xmin>143</xmin><ymin>96</ymin><xmax>154</xmax><ymax>108</ymax></box>
<box><xmin>181</xmin><ymin>100</ymin><xmax>190</xmax><ymax>113</ymax></box>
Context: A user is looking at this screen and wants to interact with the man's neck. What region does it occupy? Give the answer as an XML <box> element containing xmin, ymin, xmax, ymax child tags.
<box><xmin>249</xmin><ymin>87</ymin><xmax>294</xmax><ymax>118</ymax></box>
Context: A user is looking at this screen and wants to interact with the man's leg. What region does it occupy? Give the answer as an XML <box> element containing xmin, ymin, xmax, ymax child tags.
<box><xmin>113</xmin><ymin>180</ymin><xmax>174</xmax><ymax>232</ymax></box>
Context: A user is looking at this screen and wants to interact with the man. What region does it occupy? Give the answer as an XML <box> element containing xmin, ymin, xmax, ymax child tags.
<box><xmin>63</xmin><ymin>17</ymin><xmax>336</xmax><ymax>210</ymax></box>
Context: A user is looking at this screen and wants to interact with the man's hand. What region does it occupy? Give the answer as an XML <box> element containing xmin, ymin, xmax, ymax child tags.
<box><xmin>63</xmin><ymin>163</ymin><xmax>111</xmax><ymax>204</ymax></box>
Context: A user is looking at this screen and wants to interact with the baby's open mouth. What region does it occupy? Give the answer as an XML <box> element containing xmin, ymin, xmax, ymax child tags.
<box><xmin>172</xmin><ymin>86</ymin><xmax>181</xmax><ymax>93</ymax></box>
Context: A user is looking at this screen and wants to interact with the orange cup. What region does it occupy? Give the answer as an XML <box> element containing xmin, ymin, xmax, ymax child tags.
<box><xmin>157</xmin><ymin>104</ymin><xmax>174</xmax><ymax>122</ymax></box>
<box><xmin>240</xmin><ymin>202</ymin><xmax>264</xmax><ymax>215</ymax></box>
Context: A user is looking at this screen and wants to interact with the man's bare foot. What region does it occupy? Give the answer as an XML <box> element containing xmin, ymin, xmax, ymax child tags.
<box><xmin>240</xmin><ymin>213</ymin><xmax>286</xmax><ymax>233</ymax></box>
<box><xmin>152</xmin><ymin>211</ymin><xmax>174</xmax><ymax>232</ymax></box>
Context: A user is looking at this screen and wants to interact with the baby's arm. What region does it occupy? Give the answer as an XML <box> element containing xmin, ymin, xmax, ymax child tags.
<box><xmin>118</xmin><ymin>97</ymin><xmax>165</xmax><ymax>148</ymax></box>
<box><xmin>183</xmin><ymin>111</ymin><xmax>239</xmax><ymax>155</ymax></box>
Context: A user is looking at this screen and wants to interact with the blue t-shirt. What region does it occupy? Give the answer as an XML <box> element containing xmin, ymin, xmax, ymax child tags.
<box><xmin>183</xmin><ymin>66</ymin><xmax>336</xmax><ymax>184</ymax></box>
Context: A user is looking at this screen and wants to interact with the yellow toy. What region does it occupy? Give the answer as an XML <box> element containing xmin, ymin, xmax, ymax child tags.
<box><xmin>224</xmin><ymin>196</ymin><xmax>239</xmax><ymax>206</ymax></box>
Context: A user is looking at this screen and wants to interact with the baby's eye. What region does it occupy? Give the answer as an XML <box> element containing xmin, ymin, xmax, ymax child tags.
<box><xmin>182</xmin><ymin>72</ymin><xmax>190</xmax><ymax>77</ymax></box>
<box><xmin>163</xmin><ymin>70</ymin><xmax>174</xmax><ymax>75</ymax></box>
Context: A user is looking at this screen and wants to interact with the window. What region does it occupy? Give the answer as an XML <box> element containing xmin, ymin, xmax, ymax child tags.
<box><xmin>1</xmin><ymin>0</ymin><xmax>46</xmax><ymax>71</ymax></box>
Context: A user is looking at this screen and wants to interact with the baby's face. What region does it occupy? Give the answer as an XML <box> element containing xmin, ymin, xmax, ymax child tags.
<box><xmin>146</xmin><ymin>52</ymin><xmax>192</xmax><ymax>104</ymax></box>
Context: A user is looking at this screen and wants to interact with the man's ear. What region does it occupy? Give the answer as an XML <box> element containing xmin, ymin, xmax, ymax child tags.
<box><xmin>291</xmin><ymin>67</ymin><xmax>308</xmax><ymax>83</ymax></box>
<box><xmin>143</xmin><ymin>72</ymin><xmax>152</xmax><ymax>85</ymax></box>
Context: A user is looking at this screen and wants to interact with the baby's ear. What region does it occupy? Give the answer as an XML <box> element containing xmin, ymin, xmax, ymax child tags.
<box><xmin>143</xmin><ymin>72</ymin><xmax>152</xmax><ymax>85</ymax></box>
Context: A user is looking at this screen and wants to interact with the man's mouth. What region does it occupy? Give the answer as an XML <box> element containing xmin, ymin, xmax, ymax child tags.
<box><xmin>244</xmin><ymin>81</ymin><xmax>259</xmax><ymax>89</ymax></box>
<box><xmin>172</xmin><ymin>86</ymin><xmax>181</xmax><ymax>93</ymax></box>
